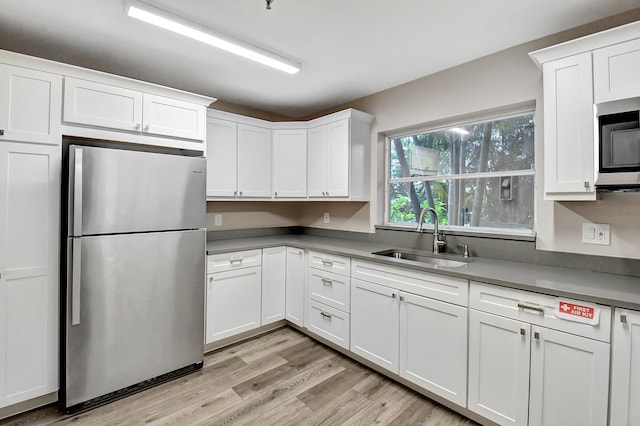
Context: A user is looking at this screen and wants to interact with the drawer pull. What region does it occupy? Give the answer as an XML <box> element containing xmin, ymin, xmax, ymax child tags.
<box><xmin>391</xmin><ymin>293</ymin><xmax>397</xmax><ymax>299</ymax></box>
<box><xmin>621</xmin><ymin>314</ymin><xmax>627</xmax><ymax>324</ymax></box>
<box><xmin>517</xmin><ymin>303</ymin><xmax>545</xmax><ymax>314</ymax></box>
<box><xmin>520</xmin><ymin>328</ymin><xmax>526</xmax><ymax>336</ymax></box>
<box><xmin>320</xmin><ymin>311</ymin><xmax>332</xmax><ymax>320</ymax></box>
<box><xmin>322</xmin><ymin>259</ymin><xmax>333</xmax><ymax>267</ymax></box>
<box><xmin>230</xmin><ymin>258</ymin><xmax>243</xmax><ymax>265</ymax></box>
<box><xmin>321</xmin><ymin>278</ymin><xmax>333</xmax><ymax>286</ymax></box>
<box><xmin>534</xmin><ymin>331</ymin><xmax>540</xmax><ymax>340</ymax></box>
<box><xmin>399</xmin><ymin>295</ymin><xmax>405</xmax><ymax>302</ymax></box>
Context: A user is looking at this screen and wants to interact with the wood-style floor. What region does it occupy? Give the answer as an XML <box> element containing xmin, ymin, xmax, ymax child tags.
<box><xmin>2</xmin><ymin>327</ymin><xmax>477</xmax><ymax>425</ymax></box>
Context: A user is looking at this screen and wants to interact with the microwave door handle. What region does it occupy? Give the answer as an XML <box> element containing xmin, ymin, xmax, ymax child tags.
<box><xmin>72</xmin><ymin>147</ymin><xmax>83</xmax><ymax>236</ymax></box>
<box><xmin>71</xmin><ymin>238</ymin><xmax>82</xmax><ymax>325</ymax></box>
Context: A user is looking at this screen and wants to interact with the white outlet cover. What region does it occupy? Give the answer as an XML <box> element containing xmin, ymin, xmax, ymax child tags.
<box><xmin>582</xmin><ymin>223</ymin><xmax>610</xmax><ymax>245</ymax></box>
<box><xmin>323</xmin><ymin>212</ymin><xmax>330</xmax><ymax>223</ymax></box>
<box><xmin>214</xmin><ymin>214</ymin><xmax>223</xmax><ymax>226</ymax></box>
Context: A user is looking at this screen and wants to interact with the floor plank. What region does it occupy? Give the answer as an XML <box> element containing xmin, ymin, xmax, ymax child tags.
<box><xmin>1</xmin><ymin>327</ymin><xmax>478</xmax><ymax>426</ymax></box>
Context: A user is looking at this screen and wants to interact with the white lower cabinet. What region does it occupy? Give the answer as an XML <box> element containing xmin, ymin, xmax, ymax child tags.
<box><xmin>205</xmin><ymin>250</ymin><xmax>262</xmax><ymax>343</ymax></box>
<box><xmin>468</xmin><ymin>282</ymin><xmax>610</xmax><ymax>426</ymax></box>
<box><xmin>307</xmin><ymin>299</ymin><xmax>350</xmax><ymax>349</ymax></box>
<box><xmin>261</xmin><ymin>247</ymin><xmax>286</xmax><ymax>325</ymax></box>
<box><xmin>350</xmin><ymin>260</ymin><xmax>469</xmax><ymax>407</ymax></box>
<box><xmin>610</xmin><ymin>308</ymin><xmax>640</xmax><ymax>426</ymax></box>
<box><xmin>285</xmin><ymin>247</ymin><xmax>305</xmax><ymax>327</ymax></box>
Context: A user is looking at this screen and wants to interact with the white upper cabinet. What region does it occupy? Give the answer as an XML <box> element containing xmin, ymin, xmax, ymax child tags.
<box><xmin>64</xmin><ymin>77</ymin><xmax>206</xmax><ymax>142</ymax></box>
<box><xmin>237</xmin><ymin>124</ymin><xmax>272</xmax><ymax>198</ymax></box>
<box><xmin>272</xmin><ymin>129</ymin><xmax>307</xmax><ymax>198</ymax></box>
<box><xmin>0</xmin><ymin>64</ymin><xmax>61</xmax><ymax>145</ymax></box>
<box><xmin>307</xmin><ymin>124</ymin><xmax>329</xmax><ymax>197</ymax></box>
<box><xmin>206</xmin><ymin>118</ymin><xmax>238</xmax><ymax>197</ymax></box>
<box><xmin>541</xmin><ymin>53</ymin><xmax>596</xmax><ymax>200</ymax></box>
<box><xmin>594</xmin><ymin>38</ymin><xmax>640</xmax><ymax>104</ymax></box>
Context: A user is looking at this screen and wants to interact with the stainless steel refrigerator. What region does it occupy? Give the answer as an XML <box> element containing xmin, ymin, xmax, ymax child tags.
<box><xmin>62</xmin><ymin>144</ymin><xmax>206</xmax><ymax>412</ymax></box>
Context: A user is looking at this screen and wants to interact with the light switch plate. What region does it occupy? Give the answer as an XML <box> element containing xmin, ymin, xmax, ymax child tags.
<box><xmin>214</xmin><ymin>214</ymin><xmax>223</xmax><ymax>226</ymax></box>
<box><xmin>582</xmin><ymin>223</ymin><xmax>610</xmax><ymax>245</ymax></box>
<box><xmin>323</xmin><ymin>212</ymin><xmax>330</xmax><ymax>223</ymax></box>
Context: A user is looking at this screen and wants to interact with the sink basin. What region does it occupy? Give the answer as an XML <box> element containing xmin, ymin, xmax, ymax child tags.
<box><xmin>372</xmin><ymin>249</ymin><xmax>470</xmax><ymax>268</ymax></box>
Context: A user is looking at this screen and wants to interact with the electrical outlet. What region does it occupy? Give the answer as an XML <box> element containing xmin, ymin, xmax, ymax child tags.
<box><xmin>323</xmin><ymin>212</ymin><xmax>330</xmax><ymax>223</ymax></box>
<box><xmin>214</xmin><ymin>214</ymin><xmax>223</xmax><ymax>226</ymax></box>
<box><xmin>582</xmin><ymin>223</ymin><xmax>610</xmax><ymax>245</ymax></box>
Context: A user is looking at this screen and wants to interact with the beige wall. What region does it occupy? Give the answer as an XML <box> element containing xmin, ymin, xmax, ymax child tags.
<box><xmin>208</xmin><ymin>10</ymin><xmax>640</xmax><ymax>259</ymax></box>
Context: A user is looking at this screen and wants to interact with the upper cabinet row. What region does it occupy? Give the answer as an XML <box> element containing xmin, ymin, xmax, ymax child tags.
<box><xmin>530</xmin><ymin>21</ymin><xmax>640</xmax><ymax>201</ymax></box>
<box><xmin>206</xmin><ymin>109</ymin><xmax>374</xmax><ymax>201</ymax></box>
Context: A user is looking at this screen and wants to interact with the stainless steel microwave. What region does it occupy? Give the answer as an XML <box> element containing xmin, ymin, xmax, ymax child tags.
<box><xmin>596</xmin><ymin>110</ymin><xmax>640</xmax><ymax>188</ymax></box>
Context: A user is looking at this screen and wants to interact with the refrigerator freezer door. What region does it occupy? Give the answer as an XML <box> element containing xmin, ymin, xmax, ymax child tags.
<box><xmin>64</xmin><ymin>229</ymin><xmax>205</xmax><ymax>408</ymax></box>
<box><xmin>68</xmin><ymin>145</ymin><xmax>205</xmax><ymax>236</ymax></box>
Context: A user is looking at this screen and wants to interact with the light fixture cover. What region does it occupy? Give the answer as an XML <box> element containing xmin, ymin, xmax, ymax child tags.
<box><xmin>125</xmin><ymin>0</ymin><xmax>301</xmax><ymax>74</ymax></box>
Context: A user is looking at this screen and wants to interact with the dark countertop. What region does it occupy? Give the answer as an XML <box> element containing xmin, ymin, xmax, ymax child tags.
<box><xmin>206</xmin><ymin>235</ymin><xmax>640</xmax><ymax>310</ymax></box>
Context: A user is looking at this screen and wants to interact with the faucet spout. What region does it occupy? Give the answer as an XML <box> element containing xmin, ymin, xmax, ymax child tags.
<box><xmin>416</xmin><ymin>207</ymin><xmax>446</xmax><ymax>254</ymax></box>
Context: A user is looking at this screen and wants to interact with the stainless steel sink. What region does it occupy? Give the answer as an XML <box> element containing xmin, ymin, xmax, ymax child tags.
<box><xmin>372</xmin><ymin>249</ymin><xmax>470</xmax><ymax>268</ymax></box>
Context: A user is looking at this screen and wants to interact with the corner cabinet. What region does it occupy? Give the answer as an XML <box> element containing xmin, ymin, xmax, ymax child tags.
<box><xmin>285</xmin><ymin>247</ymin><xmax>305</xmax><ymax>327</ymax></box>
<box><xmin>261</xmin><ymin>247</ymin><xmax>286</xmax><ymax>325</ymax></box>
<box><xmin>205</xmin><ymin>108</ymin><xmax>373</xmax><ymax>201</ymax></box>
<box><xmin>0</xmin><ymin>142</ymin><xmax>60</xmax><ymax>409</ymax></box>
<box><xmin>0</xmin><ymin>64</ymin><xmax>62</xmax><ymax>145</ymax></box>
<box><xmin>540</xmin><ymin>53</ymin><xmax>596</xmax><ymax>200</ymax></box>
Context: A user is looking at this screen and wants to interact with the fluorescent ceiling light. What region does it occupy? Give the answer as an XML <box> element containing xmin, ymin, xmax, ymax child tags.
<box><xmin>448</xmin><ymin>127</ymin><xmax>470</xmax><ymax>135</ymax></box>
<box><xmin>125</xmin><ymin>0</ymin><xmax>301</xmax><ymax>74</ymax></box>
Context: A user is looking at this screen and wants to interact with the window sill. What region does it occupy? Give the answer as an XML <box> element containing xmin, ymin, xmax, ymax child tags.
<box><xmin>376</xmin><ymin>224</ymin><xmax>536</xmax><ymax>242</ymax></box>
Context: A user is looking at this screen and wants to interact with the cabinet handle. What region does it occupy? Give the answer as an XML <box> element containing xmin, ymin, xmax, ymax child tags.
<box><xmin>0</xmin><ymin>129</ymin><xmax>4</xmax><ymax>136</ymax></box>
<box><xmin>621</xmin><ymin>314</ymin><xmax>627</xmax><ymax>324</ymax></box>
<box><xmin>322</xmin><ymin>259</ymin><xmax>333</xmax><ymax>267</ymax></box>
<box><xmin>326</xmin><ymin>192</ymin><xmax>329</xmax><ymax>197</ymax></box>
<box><xmin>322</xmin><ymin>191</ymin><xmax>326</xmax><ymax>196</ymax></box>
<box><xmin>399</xmin><ymin>295</ymin><xmax>405</xmax><ymax>302</ymax></box>
<box><xmin>391</xmin><ymin>293</ymin><xmax>397</xmax><ymax>299</ymax></box>
<box><xmin>274</xmin><ymin>191</ymin><xmax>278</xmax><ymax>197</ymax></box>
<box><xmin>520</xmin><ymin>328</ymin><xmax>526</xmax><ymax>336</ymax></box>
<box><xmin>584</xmin><ymin>181</ymin><xmax>590</xmax><ymax>189</ymax></box>
<box><xmin>320</xmin><ymin>311</ymin><xmax>332</xmax><ymax>320</ymax></box>
<box><xmin>135</xmin><ymin>123</ymin><xmax>141</xmax><ymax>130</ymax></box>
<box><xmin>239</xmin><ymin>191</ymin><xmax>243</xmax><ymax>196</ymax></box>
<box><xmin>233</xmin><ymin>190</ymin><xmax>237</xmax><ymax>196</ymax></box>
<box><xmin>517</xmin><ymin>303</ymin><xmax>545</xmax><ymax>314</ymax></box>
<box><xmin>230</xmin><ymin>257</ymin><xmax>243</xmax><ymax>265</ymax></box>
<box><xmin>321</xmin><ymin>278</ymin><xmax>333</xmax><ymax>286</ymax></box>
<box><xmin>143</xmin><ymin>124</ymin><xmax>150</xmax><ymax>132</ymax></box>
<box><xmin>534</xmin><ymin>331</ymin><xmax>540</xmax><ymax>340</ymax></box>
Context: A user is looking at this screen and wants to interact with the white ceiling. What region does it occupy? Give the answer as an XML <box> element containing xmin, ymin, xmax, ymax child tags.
<box><xmin>0</xmin><ymin>0</ymin><xmax>638</xmax><ymax>118</ymax></box>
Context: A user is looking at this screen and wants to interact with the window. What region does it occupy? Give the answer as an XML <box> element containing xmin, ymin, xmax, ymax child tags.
<box><xmin>386</xmin><ymin>111</ymin><xmax>535</xmax><ymax>233</ymax></box>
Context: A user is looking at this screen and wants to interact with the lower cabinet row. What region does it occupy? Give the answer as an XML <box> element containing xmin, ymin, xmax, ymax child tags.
<box><xmin>205</xmin><ymin>248</ymin><xmax>640</xmax><ymax>426</ymax></box>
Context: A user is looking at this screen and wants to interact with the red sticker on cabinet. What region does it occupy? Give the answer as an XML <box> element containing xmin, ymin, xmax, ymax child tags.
<box><xmin>555</xmin><ymin>298</ymin><xmax>600</xmax><ymax>325</ymax></box>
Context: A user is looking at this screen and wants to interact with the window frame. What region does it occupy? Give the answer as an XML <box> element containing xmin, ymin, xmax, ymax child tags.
<box><xmin>383</xmin><ymin>106</ymin><xmax>536</xmax><ymax>237</ymax></box>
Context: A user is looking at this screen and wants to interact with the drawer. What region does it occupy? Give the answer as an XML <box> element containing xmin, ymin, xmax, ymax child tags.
<box><xmin>308</xmin><ymin>250</ymin><xmax>351</xmax><ymax>276</ymax></box>
<box><xmin>207</xmin><ymin>249</ymin><xmax>262</xmax><ymax>273</ymax></box>
<box><xmin>470</xmin><ymin>281</ymin><xmax>611</xmax><ymax>343</ymax></box>
<box><xmin>351</xmin><ymin>259</ymin><xmax>469</xmax><ymax>306</ymax></box>
<box><xmin>307</xmin><ymin>299</ymin><xmax>350</xmax><ymax>350</ymax></box>
<box><xmin>308</xmin><ymin>269</ymin><xmax>350</xmax><ymax>313</ymax></box>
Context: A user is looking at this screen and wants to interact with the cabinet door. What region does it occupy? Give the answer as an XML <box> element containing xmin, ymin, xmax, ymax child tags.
<box><xmin>0</xmin><ymin>143</ymin><xmax>60</xmax><ymax>408</ymax></box>
<box><xmin>0</xmin><ymin>65</ymin><xmax>61</xmax><ymax>145</ymax></box>
<box><xmin>237</xmin><ymin>124</ymin><xmax>271</xmax><ymax>197</ymax></box>
<box><xmin>468</xmin><ymin>310</ymin><xmax>531</xmax><ymax>426</ymax></box>
<box><xmin>272</xmin><ymin>129</ymin><xmax>307</xmax><ymax>198</ymax></box>
<box><xmin>63</xmin><ymin>77</ymin><xmax>143</xmax><ymax>132</ymax></box>
<box><xmin>261</xmin><ymin>247</ymin><xmax>286</xmax><ymax>325</ymax></box>
<box><xmin>326</xmin><ymin>118</ymin><xmax>350</xmax><ymax>197</ymax></box>
<box><xmin>142</xmin><ymin>94</ymin><xmax>205</xmax><ymax>141</ymax></box>
<box><xmin>542</xmin><ymin>53</ymin><xmax>595</xmax><ymax>200</ymax></box>
<box><xmin>594</xmin><ymin>38</ymin><xmax>640</xmax><ymax>103</ymax></box>
<box><xmin>307</xmin><ymin>124</ymin><xmax>328</xmax><ymax>197</ymax></box>
<box><xmin>610</xmin><ymin>309</ymin><xmax>640</xmax><ymax>426</ymax></box>
<box><xmin>350</xmin><ymin>278</ymin><xmax>399</xmax><ymax>373</ymax></box>
<box><xmin>529</xmin><ymin>326</ymin><xmax>609</xmax><ymax>426</ymax></box>
<box><xmin>206</xmin><ymin>118</ymin><xmax>238</xmax><ymax>197</ymax></box>
<box><xmin>285</xmin><ymin>247</ymin><xmax>305</xmax><ymax>327</ymax></box>
<box><xmin>205</xmin><ymin>266</ymin><xmax>261</xmax><ymax>343</ymax></box>
<box><xmin>399</xmin><ymin>292</ymin><xmax>467</xmax><ymax>406</ymax></box>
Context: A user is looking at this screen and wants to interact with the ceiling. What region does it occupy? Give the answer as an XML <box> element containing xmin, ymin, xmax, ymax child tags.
<box><xmin>0</xmin><ymin>1</ymin><xmax>638</xmax><ymax>118</ymax></box>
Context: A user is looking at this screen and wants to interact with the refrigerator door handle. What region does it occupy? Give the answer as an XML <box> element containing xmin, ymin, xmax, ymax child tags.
<box><xmin>71</xmin><ymin>238</ymin><xmax>82</xmax><ymax>325</ymax></box>
<box><xmin>72</xmin><ymin>147</ymin><xmax>83</xmax><ymax>236</ymax></box>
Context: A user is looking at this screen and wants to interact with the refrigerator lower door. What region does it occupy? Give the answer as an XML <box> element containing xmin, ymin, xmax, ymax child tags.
<box><xmin>64</xmin><ymin>230</ymin><xmax>205</xmax><ymax>409</ymax></box>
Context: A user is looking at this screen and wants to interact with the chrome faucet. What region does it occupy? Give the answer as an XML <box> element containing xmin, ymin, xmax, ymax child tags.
<box><xmin>416</xmin><ymin>207</ymin><xmax>446</xmax><ymax>254</ymax></box>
